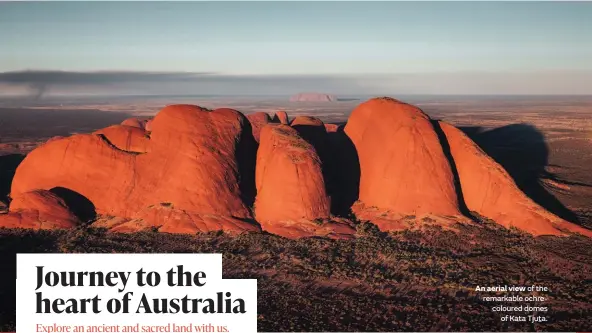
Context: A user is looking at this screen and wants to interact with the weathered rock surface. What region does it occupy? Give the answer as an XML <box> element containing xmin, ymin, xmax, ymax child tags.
<box><xmin>272</xmin><ymin>111</ymin><xmax>290</xmax><ymax>125</ymax></box>
<box><xmin>344</xmin><ymin>97</ymin><xmax>463</xmax><ymax>230</ymax></box>
<box><xmin>246</xmin><ymin>112</ymin><xmax>272</xmax><ymax>143</ymax></box>
<box><xmin>93</xmin><ymin>125</ymin><xmax>151</xmax><ymax>153</ymax></box>
<box><xmin>144</xmin><ymin>119</ymin><xmax>154</xmax><ymax>132</ymax></box>
<box><xmin>0</xmin><ymin>189</ymin><xmax>79</xmax><ymax>229</ymax></box>
<box><xmin>254</xmin><ymin>124</ymin><xmax>354</xmax><ymax>239</ymax></box>
<box><xmin>121</xmin><ymin>117</ymin><xmax>147</xmax><ymax>129</ymax></box>
<box><xmin>439</xmin><ymin>121</ymin><xmax>592</xmax><ymax>237</ymax></box>
<box><xmin>10</xmin><ymin>105</ymin><xmax>260</xmax><ymax>234</ymax></box>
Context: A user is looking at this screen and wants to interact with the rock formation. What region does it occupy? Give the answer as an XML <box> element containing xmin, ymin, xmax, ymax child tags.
<box><xmin>144</xmin><ymin>119</ymin><xmax>154</xmax><ymax>132</ymax></box>
<box><xmin>0</xmin><ymin>189</ymin><xmax>79</xmax><ymax>229</ymax></box>
<box><xmin>439</xmin><ymin>121</ymin><xmax>592</xmax><ymax>237</ymax></box>
<box><xmin>272</xmin><ymin>111</ymin><xmax>290</xmax><ymax>125</ymax></box>
<box><xmin>324</xmin><ymin>123</ymin><xmax>340</xmax><ymax>133</ymax></box>
<box><xmin>291</xmin><ymin>116</ymin><xmax>327</xmax><ymax>154</ymax></box>
<box><xmin>290</xmin><ymin>93</ymin><xmax>336</xmax><ymax>102</ymax></box>
<box><xmin>254</xmin><ymin>125</ymin><xmax>354</xmax><ymax>239</ymax></box>
<box><xmin>246</xmin><ymin>112</ymin><xmax>271</xmax><ymax>143</ymax></box>
<box><xmin>290</xmin><ymin>116</ymin><xmax>337</xmax><ymax>209</ymax></box>
<box><xmin>10</xmin><ymin>105</ymin><xmax>260</xmax><ymax>234</ymax></box>
<box><xmin>344</xmin><ymin>97</ymin><xmax>463</xmax><ymax>230</ymax></box>
<box><xmin>121</xmin><ymin>117</ymin><xmax>147</xmax><ymax>129</ymax></box>
<box><xmin>2</xmin><ymin>97</ymin><xmax>590</xmax><ymax>239</ymax></box>
<box><xmin>93</xmin><ymin>125</ymin><xmax>151</xmax><ymax>153</ymax></box>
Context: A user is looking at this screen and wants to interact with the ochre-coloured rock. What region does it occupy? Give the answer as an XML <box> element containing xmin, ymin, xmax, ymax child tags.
<box><xmin>144</xmin><ymin>119</ymin><xmax>154</xmax><ymax>132</ymax></box>
<box><xmin>246</xmin><ymin>112</ymin><xmax>271</xmax><ymax>143</ymax></box>
<box><xmin>291</xmin><ymin>116</ymin><xmax>328</xmax><ymax>154</ymax></box>
<box><xmin>10</xmin><ymin>105</ymin><xmax>260</xmax><ymax>234</ymax></box>
<box><xmin>290</xmin><ymin>116</ymin><xmax>338</xmax><ymax>210</ymax></box>
<box><xmin>272</xmin><ymin>111</ymin><xmax>290</xmax><ymax>125</ymax></box>
<box><xmin>11</xmin><ymin>134</ymin><xmax>136</xmax><ymax>217</ymax></box>
<box><xmin>254</xmin><ymin>124</ymin><xmax>354</xmax><ymax>239</ymax></box>
<box><xmin>0</xmin><ymin>189</ymin><xmax>79</xmax><ymax>229</ymax></box>
<box><xmin>121</xmin><ymin>117</ymin><xmax>147</xmax><ymax>129</ymax></box>
<box><xmin>93</xmin><ymin>125</ymin><xmax>151</xmax><ymax>153</ymax></box>
<box><xmin>94</xmin><ymin>205</ymin><xmax>259</xmax><ymax>234</ymax></box>
<box><xmin>344</xmin><ymin>97</ymin><xmax>462</xmax><ymax>229</ymax></box>
<box><xmin>324</xmin><ymin>123</ymin><xmax>340</xmax><ymax>133</ymax></box>
<box><xmin>291</xmin><ymin>116</ymin><xmax>324</xmax><ymax>127</ymax></box>
<box><xmin>439</xmin><ymin>121</ymin><xmax>592</xmax><ymax>237</ymax></box>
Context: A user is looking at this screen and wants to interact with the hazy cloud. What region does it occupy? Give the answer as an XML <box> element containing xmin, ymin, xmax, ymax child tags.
<box><xmin>1</xmin><ymin>70</ymin><xmax>591</xmax><ymax>98</ymax></box>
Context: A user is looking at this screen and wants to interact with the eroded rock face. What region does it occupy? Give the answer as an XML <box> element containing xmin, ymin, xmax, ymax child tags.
<box><xmin>246</xmin><ymin>112</ymin><xmax>271</xmax><ymax>143</ymax></box>
<box><xmin>439</xmin><ymin>121</ymin><xmax>592</xmax><ymax>237</ymax></box>
<box><xmin>10</xmin><ymin>105</ymin><xmax>260</xmax><ymax>234</ymax></box>
<box><xmin>254</xmin><ymin>124</ymin><xmax>354</xmax><ymax>239</ymax></box>
<box><xmin>93</xmin><ymin>125</ymin><xmax>151</xmax><ymax>153</ymax></box>
<box><xmin>121</xmin><ymin>117</ymin><xmax>147</xmax><ymax>129</ymax></box>
<box><xmin>0</xmin><ymin>189</ymin><xmax>79</xmax><ymax>229</ymax></box>
<box><xmin>144</xmin><ymin>119</ymin><xmax>154</xmax><ymax>132</ymax></box>
<box><xmin>344</xmin><ymin>97</ymin><xmax>463</xmax><ymax>230</ymax></box>
<box><xmin>272</xmin><ymin>111</ymin><xmax>290</xmax><ymax>125</ymax></box>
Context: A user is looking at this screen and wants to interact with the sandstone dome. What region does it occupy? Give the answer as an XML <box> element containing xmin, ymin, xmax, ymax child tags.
<box><xmin>439</xmin><ymin>121</ymin><xmax>592</xmax><ymax>237</ymax></box>
<box><xmin>120</xmin><ymin>117</ymin><xmax>147</xmax><ymax>129</ymax></box>
<box><xmin>344</xmin><ymin>97</ymin><xmax>463</xmax><ymax>230</ymax></box>
<box><xmin>10</xmin><ymin>105</ymin><xmax>260</xmax><ymax>234</ymax></box>
<box><xmin>93</xmin><ymin>125</ymin><xmax>151</xmax><ymax>153</ymax></box>
<box><xmin>0</xmin><ymin>189</ymin><xmax>79</xmax><ymax>229</ymax></box>
<box><xmin>254</xmin><ymin>124</ymin><xmax>354</xmax><ymax>239</ymax></box>
<box><xmin>272</xmin><ymin>111</ymin><xmax>290</xmax><ymax>125</ymax></box>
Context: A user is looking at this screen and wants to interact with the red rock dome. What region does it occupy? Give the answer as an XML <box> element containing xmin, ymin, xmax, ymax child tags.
<box><xmin>121</xmin><ymin>117</ymin><xmax>147</xmax><ymax>129</ymax></box>
<box><xmin>254</xmin><ymin>124</ymin><xmax>354</xmax><ymax>239</ymax></box>
<box><xmin>439</xmin><ymin>121</ymin><xmax>592</xmax><ymax>237</ymax></box>
<box><xmin>10</xmin><ymin>105</ymin><xmax>260</xmax><ymax>234</ymax></box>
<box><xmin>0</xmin><ymin>189</ymin><xmax>79</xmax><ymax>229</ymax></box>
<box><xmin>272</xmin><ymin>111</ymin><xmax>290</xmax><ymax>125</ymax></box>
<box><xmin>93</xmin><ymin>125</ymin><xmax>151</xmax><ymax>153</ymax></box>
<box><xmin>344</xmin><ymin>97</ymin><xmax>462</xmax><ymax>230</ymax></box>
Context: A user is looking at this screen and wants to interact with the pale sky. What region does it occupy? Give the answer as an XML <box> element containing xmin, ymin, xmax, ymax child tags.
<box><xmin>1</xmin><ymin>1</ymin><xmax>591</xmax><ymax>95</ymax></box>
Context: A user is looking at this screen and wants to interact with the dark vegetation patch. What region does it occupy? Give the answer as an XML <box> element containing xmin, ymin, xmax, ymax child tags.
<box><xmin>1</xmin><ymin>223</ymin><xmax>591</xmax><ymax>332</ymax></box>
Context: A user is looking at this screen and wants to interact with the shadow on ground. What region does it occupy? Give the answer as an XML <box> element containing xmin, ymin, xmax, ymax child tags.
<box><xmin>460</xmin><ymin>123</ymin><xmax>581</xmax><ymax>223</ymax></box>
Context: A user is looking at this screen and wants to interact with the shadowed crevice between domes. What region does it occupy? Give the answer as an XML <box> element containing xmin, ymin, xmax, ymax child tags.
<box><xmin>432</xmin><ymin>120</ymin><xmax>473</xmax><ymax>219</ymax></box>
<box><xmin>327</xmin><ymin>126</ymin><xmax>360</xmax><ymax>217</ymax></box>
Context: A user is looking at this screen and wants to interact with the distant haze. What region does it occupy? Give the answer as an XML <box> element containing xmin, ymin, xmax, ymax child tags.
<box><xmin>1</xmin><ymin>2</ymin><xmax>591</xmax><ymax>96</ymax></box>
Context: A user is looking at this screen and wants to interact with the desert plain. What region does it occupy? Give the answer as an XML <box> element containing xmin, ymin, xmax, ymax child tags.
<box><xmin>0</xmin><ymin>94</ymin><xmax>591</xmax><ymax>331</ymax></box>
